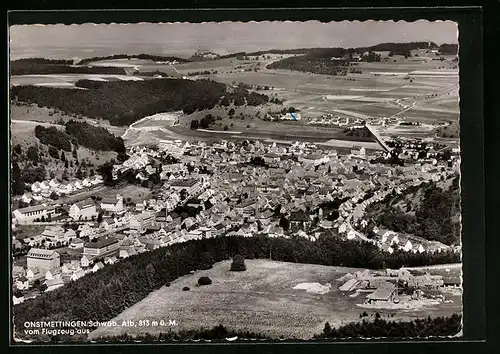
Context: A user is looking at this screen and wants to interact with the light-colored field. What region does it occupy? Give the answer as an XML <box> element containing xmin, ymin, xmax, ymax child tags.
<box><xmin>89</xmin><ymin>260</ymin><xmax>462</xmax><ymax>340</ymax></box>
<box><xmin>10</xmin><ymin>74</ymin><xmax>144</xmax><ymax>88</ymax></box>
<box><xmin>11</xmin><ymin>52</ymin><xmax>459</xmax><ymax>150</ymax></box>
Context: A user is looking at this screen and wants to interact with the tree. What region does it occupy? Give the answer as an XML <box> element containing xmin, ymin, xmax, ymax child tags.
<box><xmin>279</xmin><ymin>216</ymin><xmax>290</xmax><ymax>232</ymax></box>
<box><xmin>230</xmin><ymin>254</ymin><xmax>246</xmax><ymax>271</ymax></box>
<box><xmin>13</xmin><ymin>144</ymin><xmax>22</xmax><ymax>155</ymax></box>
<box><xmin>72</xmin><ymin>146</ymin><xmax>78</xmax><ymax>159</ymax></box>
<box><xmin>11</xmin><ymin>161</ymin><xmax>25</xmax><ymax>195</ymax></box>
<box><xmin>27</xmin><ymin>146</ymin><xmax>39</xmax><ymax>163</ymax></box>
<box><xmin>97</xmin><ymin>212</ymin><xmax>103</xmax><ymax>223</ymax></box>
<box><xmin>223</xmin><ymin>125</ymin><xmax>229</xmax><ymax>131</ymax></box>
<box><xmin>198</xmin><ymin>276</ymin><xmax>212</xmax><ymax>286</ymax></box>
<box><xmin>48</xmin><ymin>146</ymin><xmax>59</xmax><ymax>159</ymax></box>
<box><xmin>323</xmin><ymin>322</ymin><xmax>332</xmax><ymax>335</ymax></box>
<box><xmin>228</xmin><ymin>108</ymin><xmax>235</xmax><ymax>117</ymax></box>
<box><xmin>199</xmin><ymin>252</ymin><xmax>215</xmax><ymax>270</ymax></box>
<box><xmin>190</xmin><ymin>120</ymin><xmax>199</xmax><ymax>130</ymax></box>
<box><xmin>182</xmin><ymin>286</ymin><xmax>190</xmax><ymax>291</ymax></box>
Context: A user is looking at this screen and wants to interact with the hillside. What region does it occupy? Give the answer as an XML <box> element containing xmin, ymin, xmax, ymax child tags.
<box><xmin>13</xmin><ymin>234</ymin><xmax>460</xmax><ymax>341</ymax></box>
<box><xmin>266</xmin><ymin>42</ymin><xmax>458</xmax><ymax>75</ymax></box>
<box><xmin>11</xmin><ymin>105</ymin><xmax>121</xmax><ymax>196</ymax></box>
<box><xmin>11</xmin><ymin>78</ymin><xmax>275</xmax><ymax>127</ymax></box>
<box><xmin>364</xmin><ymin>176</ymin><xmax>461</xmax><ymax>246</ymax></box>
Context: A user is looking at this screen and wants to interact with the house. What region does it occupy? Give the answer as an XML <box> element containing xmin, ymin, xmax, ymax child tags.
<box><xmin>365</xmin><ymin>282</ymin><xmax>397</xmax><ymax>303</ymax></box>
<box><xmin>64</xmin><ymin>228</ymin><xmax>77</xmax><ymax>242</ymax></box>
<box><xmin>82</xmin><ymin>178</ymin><xmax>92</xmax><ymax>188</ymax></box>
<box><xmin>22</xmin><ymin>192</ymin><xmax>33</xmax><ymax>204</ymax></box>
<box><xmin>41</xmin><ymin>225</ymin><xmax>66</xmax><ymax>243</ymax></box>
<box><xmin>40</xmin><ymin>181</ymin><xmax>51</xmax><ymax>193</ymax></box>
<box><xmin>289</xmin><ymin>212</ymin><xmax>312</xmax><ymax>231</ymax></box>
<box><xmin>319</xmin><ymin>219</ymin><xmax>334</xmax><ymax>229</ymax></box>
<box><xmin>78</xmin><ymin>223</ymin><xmax>96</xmax><ymax>238</ymax></box>
<box><xmin>26</xmin><ymin>267</ymin><xmax>44</xmax><ymax>282</ymax></box>
<box><xmin>100</xmin><ymin>195</ymin><xmax>124</xmax><ymax>213</ymax></box>
<box><xmin>235</xmin><ymin>199</ymin><xmax>257</xmax><ymax>216</ymax></box>
<box><xmin>45</xmin><ymin>267</ymin><xmax>62</xmax><ymax>280</ymax></box>
<box><xmin>45</xmin><ymin>278</ymin><xmax>65</xmax><ymax>292</ymax></box>
<box><xmin>31</xmin><ymin>182</ymin><xmax>42</xmax><ymax>194</ymax></box>
<box><xmin>12</xmin><ymin>265</ymin><xmax>26</xmax><ymax>279</ymax></box>
<box><xmin>27</xmin><ymin>248</ymin><xmax>60</xmax><ymax>270</ymax></box>
<box><xmin>12</xmin><ymin>204</ymin><xmax>56</xmax><ymax>224</ymax></box>
<box><xmin>16</xmin><ymin>276</ymin><xmax>30</xmax><ymax>290</ymax></box>
<box><xmin>92</xmin><ymin>262</ymin><xmax>105</xmax><ymax>273</ymax></box>
<box><xmin>212</xmin><ymin>223</ymin><xmax>226</xmax><ymax>236</ymax></box>
<box><xmin>104</xmin><ymin>256</ymin><xmax>118</xmax><ymax>265</ymax></box>
<box><xmin>70</xmin><ymin>269</ymin><xmax>86</xmax><ymax>281</ymax></box>
<box><xmin>129</xmin><ymin>212</ymin><xmax>154</xmax><ymax>230</ymax></box>
<box><xmin>61</xmin><ymin>260</ymin><xmax>81</xmax><ymax>274</ymax></box>
<box><xmin>69</xmin><ymin>199</ymin><xmax>97</xmax><ymax>221</ymax></box>
<box><xmin>169</xmin><ymin>178</ymin><xmax>201</xmax><ymax>195</ymax></box>
<box><xmin>83</xmin><ymin>238</ymin><xmax>120</xmax><ymax>257</ymax></box>
<box><xmin>69</xmin><ymin>237</ymin><xmax>85</xmax><ymax>249</ymax></box>
<box><xmin>80</xmin><ymin>254</ymin><xmax>96</xmax><ymax>268</ymax></box>
<box><xmin>402</xmin><ymin>240</ymin><xmax>413</xmax><ymax>252</ymax></box>
<box><xmin>119</xmin><ymin>240</ymin><xmax>137</xmax><ymax>258</ymax></box>
<box><xmin>256</xmin><ymin>210</ymin><xmax>274</xmax><ymax>226</ymax></box>
<box><xmin>13</xmin><ymin>295</ymin><xmax>25</xmax><ymax>305</ymax></box>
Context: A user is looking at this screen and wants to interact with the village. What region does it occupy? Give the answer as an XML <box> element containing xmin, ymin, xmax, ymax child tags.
<box><xmin>11</xmin><ymin>135</ymin><xmax>460</xmax><ymax>304</ymax></box>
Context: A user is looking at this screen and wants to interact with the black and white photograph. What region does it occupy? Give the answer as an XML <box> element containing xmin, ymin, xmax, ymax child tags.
<box><xmin>9</xmin><ymin>19</ymin><xmax>462</xmax><ymax>343</ymax></box>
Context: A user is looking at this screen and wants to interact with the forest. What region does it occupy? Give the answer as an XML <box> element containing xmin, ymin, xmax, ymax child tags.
<box><xmin>266</xmin><ymin>54</ymin><xmax>350</xmax><ymax>76</ymax></box>
<box><xmin>88</xmin><ymin>313</ymin><xmax>461</xmax><ymax>342</ymax></box>
<box><xmin>10</xmin><ymin>59</ymin><xmax>127</xmax><ymax>75</ymax></box>
<box><xmin>76</xmin><ymin>54</ymin><xmax>190</xmax><ymax>65</ymax></box>
<box><xmin>14</xmin><ymin>233</ymin><xmax>460</xmax><ymax>341</ymax></box>
<box><xmin>65</xmin><ymin>120</ymin><xmax>126</xmax><ymax>153</ymax></box>
<box><xmin>11</xmin><ymin>78</ymin><xmax>273</xmax><ymax>126</ymax></box>
<box><xmin>33</xmin><ymin>121</ymin><xmax>125</xmax><ymax>153</ymax></box>
<box><xmin>365</xmin><ymin>178</ymin><xmax>461</xmax><ymax>246</ymax></box>
<box><xmin>318</xmin><ymin>314</ymin><xmax>461</xmax><ymax>339</ymax></box>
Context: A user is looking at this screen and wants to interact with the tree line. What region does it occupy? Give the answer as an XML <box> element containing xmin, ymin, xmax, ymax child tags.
<box><xmin>318</xmin><ymin>314</ymin><xmax>461</xmax><ymax>339</ymax></box>
<box><xmin>14</xmin><ymin>233</ymin><xmax>460</xmax><ymax>341</ymax></box>
<box><xmin>77</xmin><ymin>313</ymin><xmax>462</xmax><ymax>343</ymax></box>
<box><xmin>76</xmin><ymin>54</ymin><xmax>190</xmax><ymax>65</ymax></box>
<box><xmin>11</xmin><ymin>78</ymin><xmax>274</xmax><ymax>127</ymax></box>
<box><xmin>10</xmin><ymin>62</ymin><xmax>127</xmax><ymax>76</ymax></box>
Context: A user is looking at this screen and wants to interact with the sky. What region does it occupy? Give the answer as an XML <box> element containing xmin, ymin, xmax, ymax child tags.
<box><xmin>9</xmin><ymin>20</ymin><xmax>458</xmax><ymax>60</ymax></box>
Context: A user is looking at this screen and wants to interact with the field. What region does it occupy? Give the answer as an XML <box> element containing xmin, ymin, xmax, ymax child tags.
<box><xmin>92</xmin><ymin>184</ymin><xmax>152</xmax><ymax>203</ymax></box>
<box><xmin>10</xmin><ymin>51</ymin><xmax>459</xmax><ymax>150</ymax></box>
<box><xmin>89</xmin><ymin>259</ymin><xmax>462</xmax><ymax>340</ymax></box>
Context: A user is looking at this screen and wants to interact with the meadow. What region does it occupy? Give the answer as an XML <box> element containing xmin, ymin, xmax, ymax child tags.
<box><xmin>89</xmin><ymin>259</ymin><xmax>462</xmax><ymax>340</ymax></box>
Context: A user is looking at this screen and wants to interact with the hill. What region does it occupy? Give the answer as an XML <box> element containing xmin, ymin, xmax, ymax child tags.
<box><xmin>13</xmin><ymin>234</ymin><xmax>459</xmax><ymax>341</ymax></box>
<box><xmin>364</xmin><ymin>176</ymin><xmax>461</xmax><ymax>246</ymax></box>
<box><xmin>11</xmin><ymin>104</ymin><xmax>121</xmax><ymax>196</ymax></box>
<box><xmin>11</xmin><ymin>78</ymin><xmax>275</xmax><ymax>127</ymax></box>
<box><xmin>10</xmin><ymin>58</ymin><xmax>127</xmax><ymax>76</ymax></box>
<box><xmin>76</xmin><ymin>53</ymin><xmax>190</xmax><ymax>65</ymax></box>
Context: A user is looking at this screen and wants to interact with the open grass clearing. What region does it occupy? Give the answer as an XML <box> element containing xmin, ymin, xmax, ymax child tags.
<box><xmin>89</xmin><ymin>259</ymin><xmax>462</xmax><ymax>340</ymax></box>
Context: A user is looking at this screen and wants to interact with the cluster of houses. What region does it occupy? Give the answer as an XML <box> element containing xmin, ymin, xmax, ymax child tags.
<box><xmin>337</xmin><ymin>267</ymin><xmax>461</xmax><ymax>305</ymax></box>
<box><xmin>307</xmin><ymin>114</ymin><xmax>366</xmax><ymax>128</ymax></box>
<box><xmin>25</xmin><ymin>175</ymin><xmax>103</xmax><ymax>202</ymax></box>
<box><xmin>12</xmin><ymin>137</ymin><xmax>460</xmax><ymax>302</ymax></box>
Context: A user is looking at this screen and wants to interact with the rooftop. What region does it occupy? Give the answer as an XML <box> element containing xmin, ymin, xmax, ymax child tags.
<box><xmin>84</xmin><ymin>238</ymin><xmax>119</xmax><ymax>249</ymax></box>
